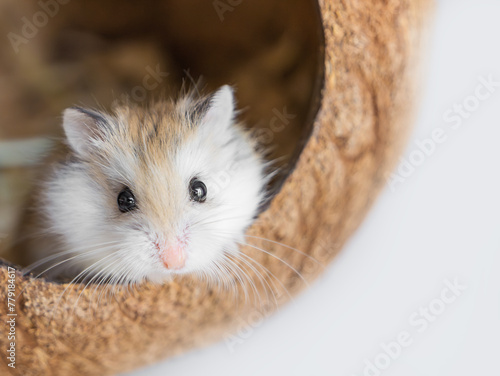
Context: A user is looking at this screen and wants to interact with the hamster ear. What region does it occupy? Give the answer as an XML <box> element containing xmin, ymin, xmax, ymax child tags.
<box><xmin>200</xmin><ymin>85</ymin><xmax>235</xmax><ymax>130</ymax></box>
<box><xmin>62</xmin><ymin>107</ymin><xmax>107</xmax><ymax>156</ymax></box>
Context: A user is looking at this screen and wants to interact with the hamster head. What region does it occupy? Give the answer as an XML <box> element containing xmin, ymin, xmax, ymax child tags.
<box><xmin>44</xmin><ymin>86</ymin><xmax>268</xmax><ymax>284</ymax></box>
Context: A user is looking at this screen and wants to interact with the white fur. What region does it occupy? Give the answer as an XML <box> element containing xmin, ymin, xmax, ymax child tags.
<box><xmin>37</xmin><ymin>87</ymin><xmax>267</xmax><ymax>285</ymax></box>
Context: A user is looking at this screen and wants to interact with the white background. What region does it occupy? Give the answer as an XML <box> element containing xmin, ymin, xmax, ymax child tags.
<box><xmin>128</xmin><ymin>1</ymin><xmax>500</xmax><ymax>375</ymax></box>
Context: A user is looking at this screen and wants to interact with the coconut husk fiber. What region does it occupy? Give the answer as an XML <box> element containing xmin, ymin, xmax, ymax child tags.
<box><xmin>0</xmin><ymin>0</ymin><xmax>431</xmax><ymax>375</ymax></box>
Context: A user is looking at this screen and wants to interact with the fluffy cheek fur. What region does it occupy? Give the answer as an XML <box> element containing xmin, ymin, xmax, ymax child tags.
<box><xmin>40</xmin><ymin>86</ymin><xmax>267</xmax><ymax>284</ymax></box>
<box><xmin>42</xmin><ymin>168</ymin><xmax>161</xmax><ymax>283</ymax></box>
<box><xmin>42</xmin><ymin>132</ymin><xmax>265</xmax><ymax>285</ymax></box>
<box><xmin>41</xmin><ymin>157</ymin><xmax>264</xmax><ymax>285</ymax></box>
<box><xmin>136</xmin><ymin>128</ymin><xmax>265</xmax><ymax>283</ymax></box>
<box><xmin>173</xmin><ymin>125</ymin><xmax>264</xmax><ymax>266</ymax></box>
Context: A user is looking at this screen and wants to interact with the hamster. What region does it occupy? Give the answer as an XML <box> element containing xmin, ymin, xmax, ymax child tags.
<box><xmin>15</xmin><ymin>86</ymin><xmax>269</xmax><ymax>285</ymax></box>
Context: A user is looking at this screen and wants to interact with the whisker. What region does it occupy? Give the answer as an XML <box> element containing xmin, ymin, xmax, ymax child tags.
<box><xmin>98</xmin><ymin>253</ymin><xmax>138</xmax><ymax>307</ymax></box>
<box><xmin>22</xmin><ymin>240</ymin><xmax>121</xmax><ymax>275</ymax></box>
<box><xmin>236</xmin><ymin>240</ymin><xmax>309</xmax><ymax>287</ymax></box>
<box><xmin>73</xmin><ymin>251</ymin><xmax>130</xmax><ymax>313</ymax></box>
<box><xmin>17</xmin><ymin>242</ymin><xmax>121</xmax><ymax>302</ymax></box>
<box><xmin>236</xmin><ymin>251</ymin><xmax>295</xmax><ymax>304</ymax></box>
<box><xmin>205</xmin><ymin>232</ymin><xmax>309</xmax><ymax>288</ymax></box>
<box><xmin>226</xmin><ymin>252</ymin><xmax>277</xmax><ymax>309</ymax></box>
<box><xmin>49</xmin><ymin>251</ymin><xmax>122</xmax><ymax>320</ymax></box>
<box><xmin>221</xmin><ymin>232</ymin><xmax>324</xmax><ymax>268</ymax></box>
<box><xmin>223</xmin><ymin>255</ymin><xmax>259</xmax><ymax>306</ymax></box>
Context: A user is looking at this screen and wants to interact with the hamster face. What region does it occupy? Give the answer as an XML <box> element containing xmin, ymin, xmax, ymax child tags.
<box><xmin>43</xmin><ymin>86</ymin><xmax>267</xmax><ymax>284</ymax></box>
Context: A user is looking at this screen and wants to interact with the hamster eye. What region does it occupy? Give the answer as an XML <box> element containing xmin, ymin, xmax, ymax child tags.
<box><xmin>189</xmin><ymin>178</ymin><xmax>207</xmax><ymax>203</ymax></box>
<box><xmin>117</xmin><ymin>188</ymin><xmax>137</xmax><ymax>213</ymax></box>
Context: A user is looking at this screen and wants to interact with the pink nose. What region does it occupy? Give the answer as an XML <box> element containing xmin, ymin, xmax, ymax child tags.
<box><xmin>160</xmin><ymin>244</ymin><xmax>186</xmax><ymax>270</ymax></box>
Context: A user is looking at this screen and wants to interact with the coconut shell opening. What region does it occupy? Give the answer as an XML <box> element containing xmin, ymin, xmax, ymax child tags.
<box><xmin>0</xmin><ymin>0</ymin><xmax>430</xmax><ymax>375</ymax></box>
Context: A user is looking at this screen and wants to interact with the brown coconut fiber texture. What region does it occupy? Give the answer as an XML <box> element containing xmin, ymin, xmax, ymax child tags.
<box><xmin>0</xmin><ymin>0</ymin><xmax>431</xmax><ymax>374</ymax></box>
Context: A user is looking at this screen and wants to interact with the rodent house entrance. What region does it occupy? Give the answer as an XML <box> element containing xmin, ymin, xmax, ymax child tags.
<box><xmin>0</xmin><ymin>0</ymin><xmax>428</xmax><ymax>375</ymax></box>
<box><xmin>2</xmin><ymin>0</ymin><xmax>323</xmax><ymax>271</ymax></box>
<box><xmin>0</xmin><ymin>0</ymin><xmax>323</xmax><ymax>211</ymax></box>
